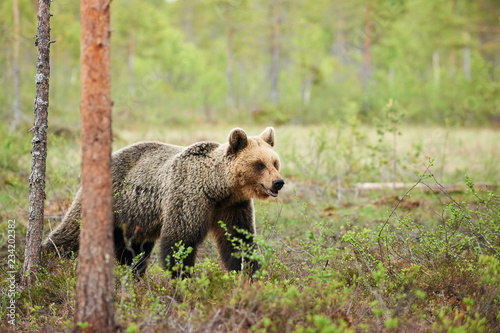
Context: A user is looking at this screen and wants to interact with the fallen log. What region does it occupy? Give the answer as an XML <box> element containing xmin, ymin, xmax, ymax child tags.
<box><xmin>353</xmin><ymin>182</ymin><xmax>497</xmax><ymax>193</ymax></box>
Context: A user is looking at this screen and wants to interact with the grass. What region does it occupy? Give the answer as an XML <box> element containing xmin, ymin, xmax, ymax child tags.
<box><xmin>1</xmin><ymin>123</ymin><xmax>499</xmax><ymax>332</ymax></box>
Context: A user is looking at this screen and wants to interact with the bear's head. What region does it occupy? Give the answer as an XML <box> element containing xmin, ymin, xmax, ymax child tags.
<box><xmin>227</xmin><ymin>127</ymin><xmax>285</xmax><ymax>200</ymax></box>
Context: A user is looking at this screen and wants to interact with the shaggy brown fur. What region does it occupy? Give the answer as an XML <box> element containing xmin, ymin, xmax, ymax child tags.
<box><xmin>42</xmin><ymin>127</ymin><xmax>284</xmax><ymax>277</ymax></box>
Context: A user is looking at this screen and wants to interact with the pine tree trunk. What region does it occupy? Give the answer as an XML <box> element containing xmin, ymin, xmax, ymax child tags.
<box><xmin>75</xmin><ymin>0</ymin><xmax>115</xmax><ymax>331</ymax></box>
<box><xmin>20</xmin><ymin>0</ymin><xmax>51</xmax><ymax>288</ymax></box>
<box><xmin>12</xmin><ymin>0</ymin><xmax>21</xmax><ymax>130</ymax></box>
<box><xmin>270</xmin><ymin>0</ymin><xmax>280</xmax><ymax>105</ymax></box>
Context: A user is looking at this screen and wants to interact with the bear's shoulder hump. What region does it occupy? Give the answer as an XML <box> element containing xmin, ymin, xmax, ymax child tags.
<box><xmin>181</xmin><ymin>141</ymin><xmax>220</xmax><ymax>158</ymax></box>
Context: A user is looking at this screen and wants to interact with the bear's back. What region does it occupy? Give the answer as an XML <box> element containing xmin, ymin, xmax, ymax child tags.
<box><xmin>112</xmin><ymin>141</ymin><xmax>182</xmax><ymax>179</ymax></box>
<box><xmin>110</xmin><ymin>142</ymin><xmax>184</xmax><ymax>237</ymax></box>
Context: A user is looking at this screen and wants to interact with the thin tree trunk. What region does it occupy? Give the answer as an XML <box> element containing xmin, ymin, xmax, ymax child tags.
<box><xmin>225</xmin><ymin>7</ymin><xmax>234</xmax><ymax>108</ymax></box>
<box><xmin>203</xmin><ymin>87</ymin><xmax>213</xmax><ymax>122</ymax></box>
<box><xmin>301</xmin><ymin>78</ymin><xmax>311</xmax><ymax>105</ymax></box>
<box><xmin>362</xmin><ymin>2</ymin><xmax>372</xmax><ymax>112</ymax></box>
<box><xmin>12</xmin><ymin>0</ymin><xmax>22</xmax><ymax>130</ymax></box>
<box><xmin>183</xmin><ymin>0</ymin><xmax>193</xmax><ymax>42</ymax></box>
<box><xmin>75</xmin><ymin>0</ymin><xmax>115</xmax><ymax>331</ymax></box>
<box><xmin>363</xmin><ymin>2</ymin><xmax>372</xmax><ymax>85</ymax></box>
<box><xmin>238</xmin><ymin>63</ymin><xmax>246</xmax><ymax>109</ymax></box>
<box><xmin>20</xmin><ymin>0</ymin><xmax>51</xmax><ymax>288</ymax></box>
<box><xmin>270</xmin><ymin>0</ymin><xmax>280</xmax><ymax>105</ymax></box>
<box><xmin>463</xmin><ymin>31</ymin><xmax>471</xmax><ymax>80</ymax></box>
<box><xmin>449</xmin><ymin>49</ymin><xmax>456</xmax><ymax>77</ymax></box>
<box><xmin>387</xmin><ymin>67</ymin><xmax>394</xmax><ymax>86</ymax></box>
<box><xmin>449</xmin><ymin>0</ymin><xmax>456</xmax><ymax>77</ymax></box>
<box><xmin>392</xmin><ymin>128</ymin><xmax>397</xmax><ymax>192</ymax></box>
<box><xmin>433</xmin><ymin>50</ymin><xmax>440</xmax><ymax>85</ymax></box>
<box><xmin>128</xmin><ymin>29</ymin><xmax>135</xmax><ymax>95</ymax></box>
<box><xmin>6</xmin><ymin>42</ymin><xmax>13</xmax><ymax>131</ymax></box>
<box><xmin>332</xmin><ymin>13</ymin><xmax>348</xmax><ymax>64</ymax></box>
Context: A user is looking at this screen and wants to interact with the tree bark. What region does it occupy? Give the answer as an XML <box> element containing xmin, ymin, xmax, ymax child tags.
<box><xmin>12</xmin><ymin>0</ymin><xmax>22</xmax><ymax>130</ymax></box>
<box><xmin>75</xmin><ymin>0</ymin><xmax>115</xmax><ymax>331</ymax></box>
<box><xmin>20</xmin><ymin>0</ymin><xmax>51</xmax><ymax>288</ymax></box>
<box><xmin>270</xmin><ymin>0</ymin><xmax>280</xmax><ymax>105</ymax></box>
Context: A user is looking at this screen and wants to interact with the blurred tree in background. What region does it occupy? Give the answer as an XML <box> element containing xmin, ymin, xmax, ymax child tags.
<box><xmin>1</xmin><ymin>0</ymin><xmax>498</xmax><ymax>128</ymax></box>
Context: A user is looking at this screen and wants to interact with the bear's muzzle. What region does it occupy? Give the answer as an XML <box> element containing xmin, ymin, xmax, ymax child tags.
<box><xmin>272</xmin><ymin>179</ymin><xmax>284</xmax><ymax>191</ymax></box>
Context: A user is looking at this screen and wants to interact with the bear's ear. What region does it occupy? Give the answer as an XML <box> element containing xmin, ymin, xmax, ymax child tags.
<box><xmin>259</xmin><ymin>127</ymin><xmax>275</xmax><ymax>147</ymax></box>
<box><xmin>228</xmin><ymin>128</ymin><xmax>248</xmax><ymax>154</ymax></box>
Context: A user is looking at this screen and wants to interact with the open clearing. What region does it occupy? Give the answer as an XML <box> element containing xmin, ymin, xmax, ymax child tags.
<box><xmin>1</xmin><ymin>124</ymin><xmax>499</xmax><ymax>332</ymax></box>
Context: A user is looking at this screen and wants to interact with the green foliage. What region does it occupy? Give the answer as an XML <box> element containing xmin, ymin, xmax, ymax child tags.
<box><xmin>0</xmin><ymin>126</ymin><xmax>31</xmax><ymax>211</ymax></box>
<box><xmin>2</xmin><ymin>0</ymin><xmax>499</xmax><ymax>127</ymax></box>
<box><xmin>165</xmin><ymin>240</ymin><xmax>194</xmax><ymax>278</ymax></box>
<box><xmin>3</xmin><ymin>179</ymin><xmax>500</xmax><ymax>331</ymax></box>
<box><xmin>1</xmin><ymin>125</ymin><xmax>500</xmax><ymax>331</ymax></box>
<box><xmin>76</xmin><ymin>322</ymin><xmax>89</xmax><ymax>330</ymax></box>
<box><xmin>125</xmin><ymin>322</ymin><xmax>139</xmax><ymax>333</ymax></box>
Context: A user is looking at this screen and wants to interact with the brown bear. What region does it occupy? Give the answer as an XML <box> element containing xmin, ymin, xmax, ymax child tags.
<box><xmin>42</xmin><ymin>127</ymin><xmax>284</xmax><ymax>278</ymax></box>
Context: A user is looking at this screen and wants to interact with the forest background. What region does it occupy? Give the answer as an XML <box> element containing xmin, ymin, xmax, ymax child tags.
<box><xmin>1</xmin><ymin>0</ymin><xmax>499</xmax><ymax>128</ymax></box>
<box><xmin>1</xmin><ymin>0</ymin><xmax>500</xmax><ymax>331</ymax></box>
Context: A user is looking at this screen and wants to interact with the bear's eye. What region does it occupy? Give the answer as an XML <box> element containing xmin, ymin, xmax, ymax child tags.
<box><xmin>274</xmin><ymin>161</ymin><xmax>278</xmax><ymax>169</ymax></box>
<box><xmin>256</xmin><ymin>163</ymin><xmax>266</xmax><ymax>171</ymax></box>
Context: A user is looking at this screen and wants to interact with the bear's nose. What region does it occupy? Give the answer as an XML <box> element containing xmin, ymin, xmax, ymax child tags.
<box><xmin>272</xmin><ymin>179</ymin><xmax>285</xmax><ymax>191</ymax></box>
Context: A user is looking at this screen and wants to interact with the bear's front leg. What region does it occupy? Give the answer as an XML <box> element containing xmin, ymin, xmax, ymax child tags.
<box><xmin>160</xmin><ymin>237</ymin><xmax>199</xmax><ymax>279</ymax></box>
<box><xmin>212</xmin><ymin>200</ymin><xmax>260</xmax><ymax>276</ymax></box>
<box><xmin>159</xmin><ymin>211</ymin><xmax>209</xmax><ymax>279</ymax></box>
